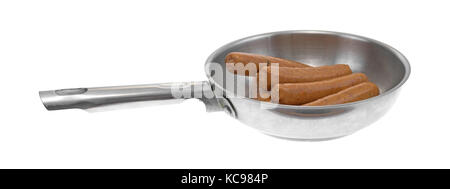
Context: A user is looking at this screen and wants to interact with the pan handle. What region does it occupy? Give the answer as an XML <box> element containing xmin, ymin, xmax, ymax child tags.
<box><xmin>39</xmin><ymin>81</ymin><xmax>229</xmax><ymax>113</ymax></box>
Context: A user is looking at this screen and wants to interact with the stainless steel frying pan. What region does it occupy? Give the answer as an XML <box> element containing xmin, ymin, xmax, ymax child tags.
<box><xmin>39</xmin><ymin>30</ymin><xmax>410</xmax><ymax>140</ymax></box>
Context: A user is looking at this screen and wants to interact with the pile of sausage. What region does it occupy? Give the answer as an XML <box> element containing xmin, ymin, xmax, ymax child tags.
<box><xmin>225</xmin><ymin>52</ymin><xmax>380</xmax><ymax>106</ymax></box>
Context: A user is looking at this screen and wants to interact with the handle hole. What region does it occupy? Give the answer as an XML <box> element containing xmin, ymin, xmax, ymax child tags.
<box><xmin>55</xmin><ymin>88</ymin><xmax>88</xmax><ymax>95</ymax></box>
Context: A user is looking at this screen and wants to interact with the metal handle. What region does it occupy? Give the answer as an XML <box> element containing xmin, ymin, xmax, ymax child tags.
<box><xmin>39</xmin><ymin>81</ymin><xmax>227</xmax><ymax>113</ymax></box>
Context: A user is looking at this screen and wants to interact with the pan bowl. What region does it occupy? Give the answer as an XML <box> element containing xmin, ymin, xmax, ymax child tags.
<box><xmin>205</xmin><ymin>30</ymin><xmax>410</xmax><ymax>140</ymax></box>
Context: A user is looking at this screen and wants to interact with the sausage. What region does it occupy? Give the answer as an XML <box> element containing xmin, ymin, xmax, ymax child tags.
<box><xmin>303</xmin><ymin>82</ymin><xmax>380</xmax><ymax>106</ymax></box>
<box><xmin>225</xmin><ymin>52</ymin><xmax>310</xmax><ymax>75</ymax></box>
<box><xmin>255</xmin><ymin>88</ymin><xmax>271</xmax><ymax>102</ymax></box>
<box><xmin>251</xmin><ymin>73</ymin><xmax>271</xmax><ymax>101</ymax></box>
<box><xmin>259</xmin><ymin>64</ymin><xmax>352</xmax><ymax>90</ymax></box>
<box><xmin>271</xmin><ymin>73</ymin><xmax>369</xmax><ymax>105</ymax></box>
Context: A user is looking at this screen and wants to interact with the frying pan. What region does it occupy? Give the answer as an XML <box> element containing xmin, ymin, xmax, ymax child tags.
<box><xmin>39</xmin><ymin>30</ymin><xmax>410</xmax><ymax>140</ymax></box>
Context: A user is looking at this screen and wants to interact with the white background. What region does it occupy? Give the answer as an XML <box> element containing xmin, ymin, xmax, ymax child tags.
<box><xmin>0</xmin><ymin>0</ymin><xmax>449</xmax><ymax>168</ymax></box>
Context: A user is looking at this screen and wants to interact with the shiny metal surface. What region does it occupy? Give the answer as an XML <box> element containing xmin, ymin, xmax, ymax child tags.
<box><xmin>39</xmin><ymin>81</ymin><xmax>225</xmax><ymax>112</ymax></box>
<box><xmin>205</xmin><ymin>30</ymin><xmax>410</xmax><ymax>140</ymax></box>
<box><xmin>40</xmin><ymin>30</ymin><xmax>410</xmax><ymax>140</ymax></box>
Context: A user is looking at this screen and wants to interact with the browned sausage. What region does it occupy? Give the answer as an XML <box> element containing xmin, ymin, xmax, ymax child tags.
<box><xmin>259</xmin><ymin>64</ymin><xmax>352</xmax><ymax>90</ymax></box>
<box><xmin>250</xmin><ymin>74</ymin><xmax>271</xmax><ymax>101</ymax></box>
<box><xmin>225</xmin><ymin>52</ymin><xmax>310</xmax><ymax>75</ymax></box>
<box><xmin>271</xmin><ymin>73</ymin><xmax>368</xmax><ymax>105</ymax></box>
<box><xmin>303</xmin><ymin>82</ymin><xmax>380</xmax><ymax>106</ymax></box>
<box><xmin>255</xmin><ymin>88</ymin><xmax>271</xmax><ymax>102</ymax></box>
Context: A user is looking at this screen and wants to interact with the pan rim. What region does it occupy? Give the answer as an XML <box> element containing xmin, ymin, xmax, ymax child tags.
<box><xmin>204</xmin><ymin>30</ymin><xmax>411</xmax><ymax>110</ymax></box>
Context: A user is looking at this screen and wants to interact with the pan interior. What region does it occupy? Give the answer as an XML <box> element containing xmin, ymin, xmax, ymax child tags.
<box><xmin>205</xmin><ymin>31</ymin><xmax>409</xmax><ymax>100</ymax></box>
